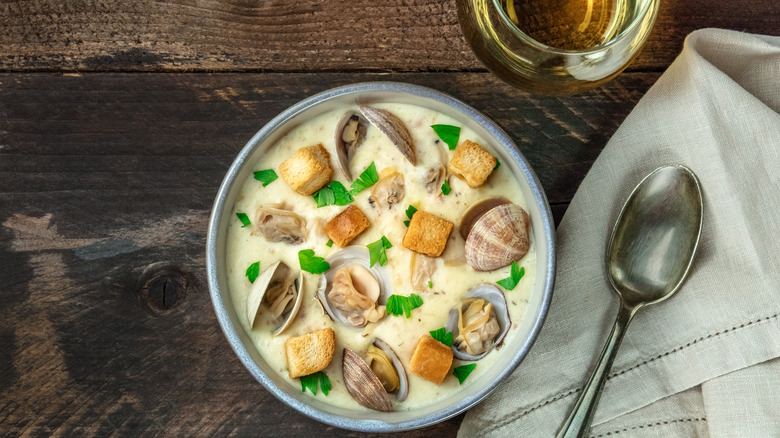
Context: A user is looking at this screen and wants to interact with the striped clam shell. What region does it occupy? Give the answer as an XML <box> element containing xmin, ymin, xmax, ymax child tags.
<box><xmin>464</xmin><ymin>203</ymin><xmax>530</xmax><ymax>271</ymax></box>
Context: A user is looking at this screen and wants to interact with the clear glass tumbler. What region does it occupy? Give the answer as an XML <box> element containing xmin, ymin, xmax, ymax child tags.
<box><xmin>457</xmin><ymin>0</ymin><xmax>660</xmax><ymax>93</ymax></box>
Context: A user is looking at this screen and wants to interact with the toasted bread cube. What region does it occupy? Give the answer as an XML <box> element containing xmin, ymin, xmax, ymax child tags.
<box><xmin>402</xmin><ymin>210</ymin><xmax>453</xmax><ymax>257</ymax></box>
<box><xmin>324</xmin><ymin>205</ymin><xmax>371</xmax><ymax>247</ymax></box>
<box><xmin>279</xmin><ymin>144</ymin><xmax>334</xmax><ymax>195</ymax></box>
<box><xmin>285</xmin><ymin>328</ymin><xmax>336</xmax><ymax>378</ymax></box>
<box><xmin>448</xmin><ymin>140</ymin><xmax>497</xmax><ymax>188</ymax></box>
<box><xmin>409</xmin><ymin>334</ymin><xmax>453</xmax><ymax>384</ymax></box>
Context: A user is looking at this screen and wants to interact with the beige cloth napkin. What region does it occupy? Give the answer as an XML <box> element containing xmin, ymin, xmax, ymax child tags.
<box><xmin>459</xmin><ymin>28</ymin><xmax>780</xmax><ymax>438</ymax></box>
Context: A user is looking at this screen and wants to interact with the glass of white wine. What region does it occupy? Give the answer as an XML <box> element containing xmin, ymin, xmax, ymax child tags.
<box><xmin>457</xmin><ymin>0</ymin><xmax>660</xmax><ymax>93</ymax></box>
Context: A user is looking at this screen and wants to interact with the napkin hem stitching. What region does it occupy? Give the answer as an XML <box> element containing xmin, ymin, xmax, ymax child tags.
<box><xmin>590</xmin><ymin>417</ymin><xmax>707</xmax><ymax>438</ymax></box>
<box><xmin>484</xmin><ymin>312</ymin><xmax>778</xmax><ymax>434</ymax></box>
<box><xmin>607</xmin><ymin>312</ymin><xmax>778</xmax><ymax>379</ymax></box>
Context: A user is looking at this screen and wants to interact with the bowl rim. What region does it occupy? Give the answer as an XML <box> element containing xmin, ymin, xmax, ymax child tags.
<box><xmin>206</xmin><ymin>81</ymin><xmax>556</xmax><ymax>432</ymax></box>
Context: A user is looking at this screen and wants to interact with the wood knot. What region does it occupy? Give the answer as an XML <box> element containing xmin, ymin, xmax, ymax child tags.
<box><xmin>137</xmin><ymin>263</ymin><xmax>193</xmax><ymax>314</ymax></box>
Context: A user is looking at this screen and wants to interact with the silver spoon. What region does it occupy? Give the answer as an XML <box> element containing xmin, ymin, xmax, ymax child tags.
<box><xmin>557</xmin><ymin>164</ymin><xmax>703</xmax><ymax>438</ymax></box>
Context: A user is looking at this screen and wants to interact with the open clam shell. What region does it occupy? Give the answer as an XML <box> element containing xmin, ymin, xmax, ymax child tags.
<box><xmin>246</xmin><ymin>261</ymin><xmax>304</xmax><ymax>336</ymax></box>
<box><xmin>343</xmin><ymin>338</ymin><xmax>409</xmax><ymax>411</ymax></box>
<box><xmin>359</xmin><ymin>106</ymin><xmax>416</xmax><ymax>165</ymax></box>
<box><xmin>343</xmin><ymin>348</ymin><xmax>393</xmax><ymax>412</ymax></box>
<box><xmin>445</xmin><ymin>283</ymin><xmax>511</xmax><ymax>361</ymax></box>
<box><xmin>316</xmin><ymin>246</ymin><xmax>393</xmax><ymax>327</ymax></box>
<box><xmin>462</xmin><ymin>201</ymin><xmax>531</xmax><ymax>271</ymax></box>
<box><xmin>335</xmin><ymin>111</ymin><xmax>367</xmax><ymax>180</ymax></box>
<box><xmin>372</xmin><ymin>338</ymin><xmax>409</xmax><ymax>402</ymax></box>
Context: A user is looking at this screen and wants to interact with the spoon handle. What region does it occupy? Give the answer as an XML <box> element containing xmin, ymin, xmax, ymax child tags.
<box><xmin>556</xmin><ymin>302</ymin><xmax>636</xmax><ymax>438</ymax></box>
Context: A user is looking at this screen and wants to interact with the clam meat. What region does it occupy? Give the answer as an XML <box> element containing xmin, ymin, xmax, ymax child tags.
<box><xmin>445</xmin><ymin>284</ymin><xmax>510</xmax><ymax>361</ymax></box>
<box><xmin>255</xmin><ymin>204</ymin><xmax>307</xmax><ymax>245</ymax></box>
<box><xmin>317</xmin><ymin>246</ymin><xmax>393</xmax><ymax>327</ymax></box>
<box><xmin>410</xmin><ymin>252</ymin><xmax>437</xmax><ymax>291</ymax></box>
<box><xmin>343</xmin><ymin>338</ymin><xmax>409</xmax><ymax>411</ymax></box>
<box><xmin>246</xmin><ymin>261</ymin><xmax>305</xmax><ymax>336</ymax></box>
<box><xmin>461</xmin><ymin>199</ymin><xmax>531</xmax><ymax>271</ymax></box>
<box><xmin>359</xmin><ymin>106</ymin><xmax>416</xmax><ymax>165</ymax></box>
<box><xmin>368</xmin><ymin>168</ymin><xmax>405</xmax><ymax>210</ymax></box>
<box><xmin>335</xmin><ymin>111</ymin><xmax>367</xmax><ymax>180</ymax></box>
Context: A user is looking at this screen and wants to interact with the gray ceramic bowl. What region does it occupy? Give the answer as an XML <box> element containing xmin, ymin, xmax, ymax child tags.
<box><xmin>207</xmin><ymin>82</ymin><xmax>556</xmax><ymax>432</ymax></box>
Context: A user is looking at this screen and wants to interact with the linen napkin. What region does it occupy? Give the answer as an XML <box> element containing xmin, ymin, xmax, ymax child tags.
<box><xmin>459</xmin><ymin>28</ymin><xmax>780</xmax><ymax>438</ymax></box>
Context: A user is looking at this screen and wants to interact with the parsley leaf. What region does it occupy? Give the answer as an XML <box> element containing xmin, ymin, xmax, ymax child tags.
<box><xmin>429</xmin><ymin>327</ymin><xmax>453</xmax><ymax>346</ymax></box>
<box><xmin>431</xmin><ymin>124</ymin><xmax>461</xmax><ymax>150</ymax></box>
<box><xmin>236</xmin><ymin>212</ymin><xmax>251</xmax><ymax>227</ymax></box>
<box><xmin>453</xmin><ymin>363</ymin><xmax>477</xmax><ymax>385</ymax></box>
<box><xmin>253</xmin><ymin>169</ymin><xmax>278</xmax><ymax>187</ymax></box>
<box><xmin>497</xmin><ymin>261</ymin><xmax>525</xmax><ymax>290</ymax></box>
<box><xmin>385</xmin><ymin>293</ymin><xmax>423</xmax><ymax>318</ymax></box>
<box><xmin>326</xmin><ymin>239</ymin><xmax>333</xmax><ymax>247</ymax></box>
<box><xmin>298</xmin><ymin>249</ymin><xmax>330</xmax><ymax>274</ymax></box>
<box><xmin>428</xmin><ymin>280</ymin><xmax>433</xmax><ymax>289</ymax></box>
<box><xmin>367</xmin><ymin>236</ymin><xmax>393</xmax><ymax>267</ymax></box>
<box><xmin>245</xmin><ymin>261</ymin><xmax>260</xmax><ymax>283</ymax></box>
<box><xmin>494</xmin><ymin>159</ymin><xmax>501</xmax><ymax>170</ymax></box>
<box><xmin>349</xmin><ymin>162</ymin><xmax>379</xmax><ymax>195</ymax></box>
<box><xmin>313</xmin><ymin>181</ymin><xmax>353</xmax><ymax>207</ymax></box>
<box><xmin>300</xmin><ymin>371</ymin><xmax>331</xmax><ymax>396</ymax></box>
<box><xmin>403</xmin><ymin>204</ymin><xmax>417</xmax><ymax>227</ymax></box>
<box><xmin>441</xmin><ymin>179</ymin><xmax>451</xmax><ymax>195</ymax></box>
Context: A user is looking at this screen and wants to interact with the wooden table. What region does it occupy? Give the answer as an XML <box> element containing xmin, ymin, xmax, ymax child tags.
<box><xmin>1</xmin><ymin>1</ymin><xmax>778</xmax><ymax>436</ymax></box>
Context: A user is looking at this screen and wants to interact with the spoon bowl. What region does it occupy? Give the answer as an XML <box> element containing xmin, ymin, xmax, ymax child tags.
<box><xmin>608</xmin><ymin>165</ymin><xmax>703</xmax><ymax>307</ymax></box>
<box><xmin>557</xmin><ymin>164</ymin><xmax>703</xmax><ymax>438</ymax></box>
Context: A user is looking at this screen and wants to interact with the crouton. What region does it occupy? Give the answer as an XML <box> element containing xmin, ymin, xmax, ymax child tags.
<box><xmin>285</xmin><ymin>328</ymin><xmax>336</xmax><ymax>378</ymax></box>
<box><xmin>448</xmin><ymin>140</ymin><xmax>497</xmax><ymax>188</ymax></box>
<box><xmin>402</xmin><ymin>210</ymin><xmax>453</xmax><ymax>257</ymax></box>
<box><xmin>324</xmin><ymin>205</ymin><xmax>371</xmax><ymax>247</ymax></box>
<box><xmin>409</xmin><ymin>334</ymin><xmax>453</xmax><ymax>384</ymax></box>
<box><xmin>279</xmin><ymin>144</ymin><xmax>334</xmax><ymax>195</ymax></box>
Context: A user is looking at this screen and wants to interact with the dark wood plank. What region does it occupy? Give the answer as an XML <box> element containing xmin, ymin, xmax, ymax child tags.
<box><xmin>1</xmin><ymin>0</ymin><xmax>778</xmax><ymax>73</ymax></box>
<box><xmin>0</xmin><ymin>71</ymin><xmax>655</xmax><ymax>436</ymax></box>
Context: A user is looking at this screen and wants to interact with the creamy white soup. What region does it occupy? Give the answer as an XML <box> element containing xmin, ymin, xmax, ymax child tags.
<box><xmin>226</xmin><ymin>103</ymin><xmax>536</xmax><ymax>411</ymax></box>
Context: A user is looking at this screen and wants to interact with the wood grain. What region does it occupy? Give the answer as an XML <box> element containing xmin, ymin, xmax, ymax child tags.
<box><xmin>1</xmin><ymin>0</ymin><xmax>779</xmax><ymax>73</ymax></box>
<box><xmin>0</xmin><ymin>71</ymin><xmax>655</xmax><ymax>435</ymax></box>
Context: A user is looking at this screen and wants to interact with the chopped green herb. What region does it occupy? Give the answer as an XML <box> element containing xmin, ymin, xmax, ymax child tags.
<box><xmin>367</xmin><ymin>236</ymin><xmax>393</xmax><ymax>267</ymax></box>
<box><xmin>326</xmin><ymin>239</ymin><xmax>333</xmax><ymax>247</ymax></box>
<box><xmin>253</xmin><ymin>169</ymin><xmax>278</xmax><ymax>187</ymax></box>
<box><xmin>497</xmin><ymin>261</ymin><xmax>525</xmax><ymax>290</ymax></box>
<box><xmin>300</xmin><ymin>371</ymin><xmax>331</xmax><ymax>396</ymax></box>
<box><xmin>403</xmin><ymin>204</ymin><xmax>417</xmax><ymax>226</ymax></box>
<box><xmin>313</xmin><ymin>181</ymin><xmax>353</xmax><ymax>207</ymax></box>
<box><xmin>245</xmin><ymin>261</ymin><xmax>260</xmax><ymax>283</ymax></box>
<box><xmin>429</xmin><ymin>327</ymin><xmax>453</xmax><ymax>346</ymax></box>
<box><xmin>386</xmin><ymin>293</ymin><xmax>424</xmax><ymax>318</ymax></box>
<box><xmin>441</xmin><ymin>179</ymin><xmax>451</xmax><ymax>195</ymax></box>
<box><xmin>298</xmin><ymin>249</ymin><xmax>330</xmax><ymax>274</ymax></box>
<box><xmin>431</xmin><ymin>124</ymin><xmax>461</xmax><ymax>150</ymax></box>
<box><xmin>494</xmin><ymin>159</ymin><xmax>501</xmax><ymax>170</ymax></box>
<box><xmin>236</xmin><ymin>212</ymin><xmax>251</xmax><ymax>227</ymax></box>
<box><xmin>349</xmin><ymin>162</ymin><xmax>379</xmax><ymax>195</ymax></box>
<box><xmin>453</xmin><ymin>364</ymin><xmax>477</xmax><ymax>385</ymax></box>
<box><xmin>428</xmin><ymin>280</ymin><xmax>433</xmax><ymax>289</ymax></box>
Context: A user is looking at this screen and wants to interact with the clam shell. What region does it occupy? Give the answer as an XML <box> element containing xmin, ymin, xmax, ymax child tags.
<box><xmin>373</xmin><ymin>338</ymin><xmax>409</xmax><ymax>402</ymax></box>
<box><xmin>246</xmin><ymin>261</ymin><xmax>303</xmax><ymax>336</ymax></box>
<box><xmin>335</xmin><ymin>111</ymin><xmax>367</xmax><ymax>180</ymax></box>
<box><xmin>359</xmin><ymin>106</ymin><xmax>416</xmax><ymax>165</ymax></box>
<box><xmin>272</xmin><ymin>272</ymin><xmax>303</xmax><ymax>336</ymax></box>
<box><xmin>445</xmin><ymin>283</ymin><xmax>511</xmax><ymax>361</ymax></box>
<box><xmin>464</xmin><ymin>203</ymin><xmax>530</xmax><ymax>271</ymax></box>
<box><xmin>343</xmin><ymin>348</ymin><xmax>394</xmax><ymax>412</ymax></box>
<box><xmin>316</xmin><ymin>246</ymin><xmax>393</xmax><ymax>327</ymax></box>
<box><xmin>459</xmin><ymin>198</ymin><xmax>510</xmax><ymax>241</ymax></box>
